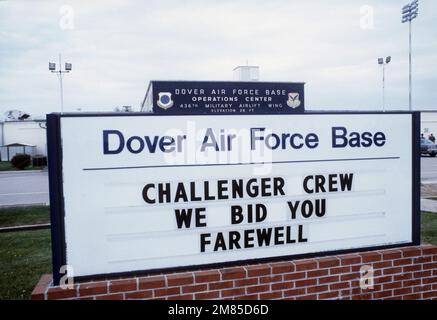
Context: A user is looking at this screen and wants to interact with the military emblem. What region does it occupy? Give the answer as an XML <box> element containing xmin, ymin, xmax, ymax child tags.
<box><xmin>157</xmin><ymin>92</ymin><xmax>174</xmax><ymax>110</ymax></box>
<box><xmin>287</xmin><ymin>92</ymin><xmax>301</xmax><ymax>109</ymax></box>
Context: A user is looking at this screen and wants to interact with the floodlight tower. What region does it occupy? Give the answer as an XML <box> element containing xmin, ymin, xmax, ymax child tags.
<box><xmin>378</xmin><ymin>56</ymin><xmax>391</xmax><ymax>112</ymax></box>
<box><xmin>49</xmin><ymin>54</ymin><xmax>72</xmax><ymax>113</ymax></box>
<box><xmin>402</xmin><ymin>0</ymin><xmax>419</xmax><ymax>111</ymax></box>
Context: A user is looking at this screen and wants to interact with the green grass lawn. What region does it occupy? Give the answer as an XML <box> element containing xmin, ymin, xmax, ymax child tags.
<box><xmin>422</xmin><ymin>212</ymin><xmax>437</xmax><ymax>245</ymax></box>
<box><xmin>0</xmin><ymin>206</ymin><xmax>51</xmax><ymax>299</ymax></box>
<box><xmin>0</xmin><ymin>229</ymin><xmax>51</xmax><ymax>300</ymax></box>
<box><xmin>0</xmin><ymin>207</ymin><xmax>435</xmax><ymax>300</ymax></box>
<box><xmin>0</xmin><ymin>206</ymin><xmax>50</xmax><ymax>228</ymax></box>
<box><xmin>0</xmin><ymin>161</ymin><xmax>45</xmax><ymax>171</ymax></box>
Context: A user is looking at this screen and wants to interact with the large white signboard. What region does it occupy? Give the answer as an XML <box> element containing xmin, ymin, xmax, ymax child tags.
<box><xmin>48</xmin><ymin>113</ymin><xmax>419</xmax><ymax>280</ymax></box>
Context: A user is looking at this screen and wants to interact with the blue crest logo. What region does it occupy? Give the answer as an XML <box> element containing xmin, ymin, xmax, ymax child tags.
<box><xmin>157</xmin><ymin>92</ymin><xmax>174</xmax><ymax>110</ymax></box>
<box><xmin>287</xmin><ymin>92</ymin><xmax>301</xmax><ymax>109</ymax></box>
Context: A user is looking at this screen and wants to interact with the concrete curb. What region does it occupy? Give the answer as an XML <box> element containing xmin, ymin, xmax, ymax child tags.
<box><xmin>0</xmin><ymin>223</ymin><xmax>50</xmax><ymax>233</ymax></box>
<box><xmin>421</xmin><ymin>180</ymin><xmax>437</xmax><ymax>185</ymax></box>
<box><xmin>0</xmin><ymin>203</ymin><xmax>49</xmax><ymax>209</ymax></box>
<box><xmin>0</xmin><ymin>169</ymin><xmax>47</xmax><ymax>174</ymax></box>
<box><xmin>421</xmin><ymin>198</ymin><xmax>437</xmax><ymax>213</ymax></box>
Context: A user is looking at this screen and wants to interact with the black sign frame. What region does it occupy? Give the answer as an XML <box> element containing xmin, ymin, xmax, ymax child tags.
<box><xmin>47</xmin><ymin>111</ymin><xmax>421</xmax><ymax>285</ymax></box>
<box><xmin>141</xmin><ymin>80</ymin><xmax>306</xmax><ymax>115</ymax></box>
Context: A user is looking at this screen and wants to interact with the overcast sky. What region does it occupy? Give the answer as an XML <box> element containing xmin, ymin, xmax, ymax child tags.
<box><xmin>1</xmin><ymin>0</ymin><xmax>436</xmax><ymax>117</ymax></box>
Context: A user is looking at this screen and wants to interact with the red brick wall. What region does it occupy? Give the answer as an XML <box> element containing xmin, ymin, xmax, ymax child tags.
<box><xmin>31</xmin><ymin>245</ymin><xmax>437</xmax><ymax>300</ymax></box>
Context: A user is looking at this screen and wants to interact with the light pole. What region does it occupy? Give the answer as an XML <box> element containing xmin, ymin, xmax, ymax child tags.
<box><xmin>49</xmin><ymin>54</ymin><xmax>72</xmax><ymax>113</ymax></box>
<box><xmin>378</xmin><ymin>56</ymin><xmax>391</xmax><ymax>112</ymax></box>
<box><xmin>402</xmin><ymin>0</ymin><xmax>419</xmax><ymax>111</ymax></box>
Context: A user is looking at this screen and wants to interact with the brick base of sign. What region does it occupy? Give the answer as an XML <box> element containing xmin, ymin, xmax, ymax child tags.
<box><xmin>32</xmin><ymin>245</ymin><xmax>437</xmax><ymax>300</ymax></box>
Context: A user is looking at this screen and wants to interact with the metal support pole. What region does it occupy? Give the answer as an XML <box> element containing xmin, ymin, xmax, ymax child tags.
<box><xmin>49</xmin><ymin>54</ymin><xmax>71</xmax><ymax>114</ymax></box>
<box><xmin>382</xmin><ymin>64</ymin><xmax>386</xmax><ymax>112</ymax></box>
<box><xmin>409</xmin><ymin>20</ymin><xmax>413</xmax><ymax>111</ymax></box>
<box><xmin>58</xmin><ymin>54</ymin><xmax>64</xmax><ymax>114</ymax></box>
<box><xmin>58</xmin><ymin>74</ymin><xmax>64</xmax><ymax>114</ymax></box>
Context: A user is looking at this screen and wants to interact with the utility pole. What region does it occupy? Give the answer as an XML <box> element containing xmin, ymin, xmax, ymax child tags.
<box><xmin>402</xmin><ymin>0</ymin><xmax>419</xmax><ymax>111</ymax></box>
<box><xmin>409</xmin><ymin>19</ymin><xmax>412</xmax><ymax>111</ymax></box>
<box><xmin>49</xmin><ymin>54</ymin><xmax>72</xmax><ymax>113</ymax></box>
<box><xmin>378</xmin><ymin>56</ymin><xmax>391</xmax><ymax>112</ymax></box>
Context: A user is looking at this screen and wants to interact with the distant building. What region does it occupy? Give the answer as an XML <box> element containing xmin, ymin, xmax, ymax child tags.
<box><xmin>0</xmin><ymin>143</ymin><xmax>37</xmax><ymax>162</ymax></box>
<box><xmin>0</xmin><ymin>119</ymin><xmax>47</xmax><ymax>159</ymax></box>
<box><xmin>421</xmin><ymin>112</ymin><xmax>437</xmax><ymax>138</ymax></box>
<box><xmin>114</xmin><ymin>106</ymin><xmax>134</xmax><ymax>112</ymax></box>
<box><xmin>233</xmin><ymin>65</ymin><xmax>260</xmax><ymax>82</ymax></box>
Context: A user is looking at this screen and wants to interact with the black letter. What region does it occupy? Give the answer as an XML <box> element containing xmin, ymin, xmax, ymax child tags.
<box><xmin>195</xmin><ymin>208</ymin><xmax>207</xmax><ymax>227</ymax></box>
<box><xmin>174</xmin><ymin>208</ymin><xmax>193</xmax><ymax>229</ymax></box>
<box><xmin>231</xmin><ymin>206</ymin><xmax>244</xmax><ymax>224</ymax></box>
<box><xmin>142</xmin><ymin>184</ymin><xmax>155</xmax><ymax>204</ymax></box>
<box><xmin>103</xmin><ymin>130</ymin><xmax>124</xmax><ymax>154</ymax></box>
<box><xmin>303</xmin><ymin>176</ymin><xmax>314</xmax><ymax>194</ymax></box>
<box><xmin>273</xmin><ymin>178</ymin><xmax>286</xmax><ymax>196</ymax></box>
<box><xmin>374</xmin><ymin>132</ymin><xmax>386</xmax><ymax>147</ymax></box>
<box><xmin>200</xmin><ymin>234</ymin><xmax>211</xmax><ymax>252</ymax></box>
<box><xmin>287</xmin><ymin>201</ymin><xmax>300</xmax><ymax>219</ymax></box>
<box><xmin>229</xmin><ymin>232</ymin><xmax>241</xmax><ymax>250</ymax></box>
<box><xmin>340</xmin><ymin>174</ymin><xmax>354</xmax><ymax>191</ymax></box>
<box><xmin>256</xmin><ymin>228</ymin><xmax>273</xmax><ymax>247</ymax></box>
<box><xmin>298</xmin><ymin>225</ymin><xmax>308</xmax><ymax>243</ymax></box>
<box><xmin>332</xmin><ymin>127</ymin><xmax>348</xmax><ymax>148</ymax></box>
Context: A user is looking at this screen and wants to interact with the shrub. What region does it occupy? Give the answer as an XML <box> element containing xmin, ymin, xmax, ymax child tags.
<box><xmin>32</xmin><ymin>155</ymin><xmax>47</xmax><ymax>167</ymax></box>
<box><xmin>11</xmin><ymin>154</ymin><xmax>31</xmax><ymax>170</ymax></box>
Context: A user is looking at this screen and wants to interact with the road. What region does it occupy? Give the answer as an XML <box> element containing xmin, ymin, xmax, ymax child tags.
<box><xmin>0</xmin><ymin>171</ymin><xmax>49</xmax><ymax>207</ymax></box>
<box><xmin>0</xmin><ymin>157</ymin><xmax>437</xmax><ymax>207</ymax></box>
<box><xmin>421</xmin><ymin>156</ymin><xmax>437</xmax><ymax>184</ymax></box>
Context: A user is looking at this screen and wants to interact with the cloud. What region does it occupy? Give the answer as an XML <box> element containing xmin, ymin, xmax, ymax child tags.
<box><xmin>0</xmin><ymin>0</ymin><xmax>436</xmax><ymax>117</ymax></box>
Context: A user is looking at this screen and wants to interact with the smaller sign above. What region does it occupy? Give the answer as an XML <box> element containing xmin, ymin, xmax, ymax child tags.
<box><xmin>141</xmin><ymin>81</ymin><xmax>305</xmax><ymax>115</ymax></box>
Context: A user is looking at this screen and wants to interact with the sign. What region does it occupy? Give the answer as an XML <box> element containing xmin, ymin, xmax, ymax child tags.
<box><xmin>140</xmin><ymin>81</ymin><xmax>305</xmax><ymax>114</ymax></box>
<box><xmin>47</xmin><ymin>112</ymin><xmax>420</xmax><ymax>284</ymax></box>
